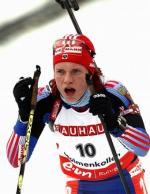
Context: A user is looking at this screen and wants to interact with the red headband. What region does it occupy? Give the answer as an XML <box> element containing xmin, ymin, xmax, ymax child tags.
<box><xmin>53</xmin><ymin>34</ymin><xmax>96</xmax><ymax>75</ymax></box>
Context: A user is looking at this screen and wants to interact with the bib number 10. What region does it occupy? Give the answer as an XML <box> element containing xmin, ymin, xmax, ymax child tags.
<box><xmin>75</xmin><ymin>143</ymin><xmax>96</xmax><ymax>158</ymax></box>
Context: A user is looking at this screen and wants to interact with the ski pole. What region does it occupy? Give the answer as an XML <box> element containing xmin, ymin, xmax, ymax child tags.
<box><xmin>56</xmin><ymin>0</ymin><xmax>82</xmax><ymax>34</ymax></box>
<box><xmin>16</xmin><ymin>65</ymin><xmax>41</xmax><ymax>194</ymax></box>
<box><xmin>55</xmin><ymin>1</ymin><xmax>131</xmax><ymax>194</ymax></box>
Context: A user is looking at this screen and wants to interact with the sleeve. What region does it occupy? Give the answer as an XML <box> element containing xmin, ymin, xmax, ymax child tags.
<box><xmin>105</xmin><ymin>80</ymin><xmax>150</xmax><ymax>157</ymax></box>
<box><xmin>6</xmin><ymin>85</ymin><xmax>53</xmax><ymax>168</ymax></box>
<box><xmin>6</xmin><ymin>120</ymin><xmax>39</xmax><ymax>168</ymax></box>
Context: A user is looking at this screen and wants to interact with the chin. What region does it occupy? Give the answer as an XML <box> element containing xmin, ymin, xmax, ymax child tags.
<box><xmin>65</xmin><ymin>96</ymin><xmax>78</xmax><ymax>103</ymax></box>
<box><xmin>66</xmin><ymin>98</ymin><xmax>76</xmax><ymax>103</ymax></box>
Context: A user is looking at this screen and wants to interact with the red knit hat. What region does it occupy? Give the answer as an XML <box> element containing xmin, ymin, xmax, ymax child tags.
<box><xmin>53</xmin><ymin>34</ymin><xmax>96</xmax><ymax>75</ymax></box>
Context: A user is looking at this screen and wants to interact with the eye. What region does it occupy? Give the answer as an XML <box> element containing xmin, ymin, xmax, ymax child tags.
<box><xmin>55</xmin><ymin>69</ymin><xmax>65</xmax><ymax>75</ymax></box>
<box><xmin>72</xmin><ymin>69</ymin><xmax>81</xmax><ymax>74</ymax></box>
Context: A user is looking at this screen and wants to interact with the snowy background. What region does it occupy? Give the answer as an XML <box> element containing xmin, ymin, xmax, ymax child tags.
<box><xmin>0</xmin><ymin>0</ymin><xmax>150</xmax><ymax>193</ymax></box>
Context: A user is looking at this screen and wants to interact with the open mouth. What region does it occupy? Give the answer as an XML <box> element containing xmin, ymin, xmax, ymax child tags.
<box><xmin>64</xmin><ymin>88</ymin><xmax>76</xmax><ymax>95</ymax></box>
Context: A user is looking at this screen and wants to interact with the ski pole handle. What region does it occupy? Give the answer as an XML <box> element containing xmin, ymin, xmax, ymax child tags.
<box><xmin>30</xmin><ymin>65</ymin><xmax>41</xmax><ymax>107</ymax></box>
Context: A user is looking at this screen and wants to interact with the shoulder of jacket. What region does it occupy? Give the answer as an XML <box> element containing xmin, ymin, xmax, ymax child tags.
<box><xmin>104</xmin><ymin>79</ymin><xmax>134</xmax><ymax>108</ymax></box>
<box><xmin>37</xmin><ymin>85</ymin><xmax>51</xmax><ymax>102</ymax></box>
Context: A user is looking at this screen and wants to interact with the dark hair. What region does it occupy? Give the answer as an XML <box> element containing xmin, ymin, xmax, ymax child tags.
<box><xmin>92</xmin><ymin>67</ymin><xmax>104</xmax><ymax>92</ymax></box>
<box><xmin>49</xmin><ymin>67</ymin><xmax>104</xmax><ymax>97</ymax></box>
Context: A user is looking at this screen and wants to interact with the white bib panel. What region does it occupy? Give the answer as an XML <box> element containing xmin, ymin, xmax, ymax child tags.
<box><xmin>53</xmin><ymin>107</ymin><xmax>135</xmax><ymax>180</ymax></box>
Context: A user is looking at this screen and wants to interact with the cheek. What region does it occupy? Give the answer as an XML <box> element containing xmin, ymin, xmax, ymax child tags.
<box><xmin>76</xmin><ymin>77</ymin><xmax>88</xmax><ymax>91</ymax></box>
<box><xmin>55</xmin><ymin>75</ymin><xmax>62</xmax><ymax>83</ymax></box>
<box><xmin>55</xmin><ymin>77</ymin><xmax>63</xmax><ymax>90</ymax></box>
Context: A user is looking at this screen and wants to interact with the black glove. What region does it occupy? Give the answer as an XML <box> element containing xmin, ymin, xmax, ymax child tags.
<box><xmin>13</xmin><ymin>77</ymin><xmax>34</xmax><ymax>121</ymax></box>
<box><xmin>89</xmin><ymin>91</ymin><xmax>118</xmax><ymax>131</ymax></box>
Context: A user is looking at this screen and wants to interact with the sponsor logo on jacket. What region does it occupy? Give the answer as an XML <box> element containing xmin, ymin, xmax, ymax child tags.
<box><xmin>54</xmin><ymin>123</ymin><xmax>104</xmax><ymax>136</ymax></box>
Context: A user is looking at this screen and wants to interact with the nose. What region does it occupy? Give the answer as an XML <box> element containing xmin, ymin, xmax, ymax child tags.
<box><xmin>64</xmin><ymin>72</ymin><xmax>73</xmax><ymax>84</ymax></box>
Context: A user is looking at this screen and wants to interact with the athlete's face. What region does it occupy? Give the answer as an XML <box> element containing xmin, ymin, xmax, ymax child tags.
<box><xmin>54</xmin><ymin>62</ymin><xmax>89</xmax><ymax>102</ymax></box>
